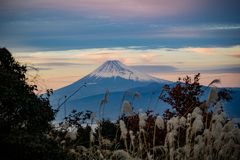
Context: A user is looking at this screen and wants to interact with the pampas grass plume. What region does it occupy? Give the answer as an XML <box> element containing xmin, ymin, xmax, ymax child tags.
<box><xmin>65</xmin><ymin>131</ymin><xmax>77</xmax><ymax>140</ymax></box>
<box><xmin>192</xmin><ymin>107</ymin><xmax>202</xmax><ymax>119</ymax></box>
<box><xmin>102</xmin><ymin>138</ymin><xmax>112</xmax><ymax>147</ymax></box>
<box><xmin>138</xmin><ymin>109</ymin><xmax>147</xmax><ymax>128</ymax></box>
<box><xmin>119</xmin><ymin>120</ymin><xmax>127</xmax><ymax>139</ymax></box>
<box><xmin>111</xmin><ymin>150</ymin><xmax>133</xmax><ymax>160</ymax></box>
<box><xmin>180</xmin><ymin>116</ymin><xmax>186</xmax><ymax>127</ymax></box>
<box><xmin>122</xmin><ymin>101</ymin><xmax>135</xmax><ymax>115</ymax></box>
<box><xmin>129</xmin><ymin>130</ymin><xmax>135</xmax><ymax>145</ymax></box>
<box><xmin>133</xmin><ymin>92</ymin><xmax>141</xmax><ymax>99</ymax></box>
<box><xmin>90</xmin><ymin>130</ymin><xmax>94</xmax><ymax>143</ymax></box>
<box><xmin>155</xmin><ymin>115</ymin><xmax>165</xmax><ymax>129</ymax></box>
<box><xmin>192</xmin><ymin>115</ymin><xmax>204</xmax><ymax>134</ymax></box>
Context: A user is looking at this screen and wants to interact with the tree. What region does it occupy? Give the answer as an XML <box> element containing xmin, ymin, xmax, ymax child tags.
<box><xmin>0</xmin><ymin>48</ymin><xmax>64</xmax><ymax>160</ymax></box>
<box><xmin>160</xmin><ymin>73</ymin><xmax>204</xmax><ymax>120</ymax></box>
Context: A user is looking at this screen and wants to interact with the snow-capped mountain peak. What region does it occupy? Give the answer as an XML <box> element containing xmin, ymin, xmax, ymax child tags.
<box><xmin>88</xmin><ymin>60</ymin><xmax>161</xmax><ymax>82</ymax></box>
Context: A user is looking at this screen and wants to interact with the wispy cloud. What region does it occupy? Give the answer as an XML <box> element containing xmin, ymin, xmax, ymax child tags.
<box><xmin>82</xmin><ymin>51</ymin><xmax>121</xmax><ymax>56</ymax></box>
<box><xmin>15</xmin><ymin>56</ymin><xmax>34</xmax><ymax>59</ymax></box>
<box><xmin>78</xmin><ymin>50</ymin><xmax>122</xmax><ymax>57</ymax></box>
<box><xmin>181</xmin><ymin>66</ymin><xmax>240</xmax><ymax>74</ymax></box>
<box><xmin>77</xmin><ymin>50</ymin><xmax>129</xmax><ymax>63</ymax></box>
<box><xmin>204</xmin><ymin>67</ymin><xmax>240</xmax><ymax>74</ymax></box>
<box><xmin>16</xmin><ymin>57</ymin><xmax>78</xmax><ymax>63</ymax></box>
<box><xmin>141</xmin><ymin>54</ymin><xmax>161</xmax><ymax>63</ymax></box>
<box><xmin>231</xmin><ymin>53</ymin><xmax>240</xmax><ymax>58</ymax></box>
<box><xmin>35</xmin><ymin>62</ymin><xmax>90</xmax><ymax>67</ymax></box>
<box><xmin>131</xmin><ymin>65</ymin><xmax>177</xmax><ymax>73</ymax></box>
<box><xmin>28</xmin><ymin>67</ymin><xmax>52</xmax><ymax>71</ymax></box>
<box><xmin>206</xmin><ymin>25</ymin><xmax>240</xmax><ymax>30</ymax></box>
<box><xmin>29</xmin><ymin>52</ymin><xmax>42</xmax><ymax>56</ymax></box>
<box><xmin>185</xmin><ymin>47</ymin><xmax>218</xmax><ymax>54</ymax></box>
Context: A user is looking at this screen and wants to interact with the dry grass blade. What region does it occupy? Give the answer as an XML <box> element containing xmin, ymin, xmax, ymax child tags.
<box><xmin>207</xmin><ymin>79</ymin><xmax>221</xmax><ymax>88</ymax></box>
<box><xmin>153</xmin><ymin>86</ymin><xmax>165</xmax><ymax>112</ymax></box>
<box><xmin>134</xmin><ymin>92</ymin><xmax>141</xmax><ymax>99</ymax></box>
<box><xmin>99</xmin><ymin>90</ymin><xmax>109</xmax><ymax>119</ymax></box>
<box><xmin>99</xmin><ymin>98</ymin><xmax>106</xmax><ymax>119</ymax></box>
<box><xmin>147</xmin><ymin>91</ymin><xmax>155</xmax><ymax>110</ymax></box>
<box><xmin>104</xmin><ymin>90</ymin><xmax>109</xmax><ymax>102</ymax></box>
<box><xmin>132</xmin><ymin>92</ymin><xmax>141</xmax><ymax>105</ymax></box>
<box><xmin>91</xmin><ymin>112</ymin><xmax>95</xmax><ymax>126</ymax></box>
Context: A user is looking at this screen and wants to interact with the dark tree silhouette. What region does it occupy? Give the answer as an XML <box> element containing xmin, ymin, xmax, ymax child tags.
<box><xmin>0</xmin><ymin>48</ymin><xmax>64</xmax><ymax>160</ymax></box>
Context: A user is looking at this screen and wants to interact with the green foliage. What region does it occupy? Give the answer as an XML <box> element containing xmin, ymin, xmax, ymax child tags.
<box><xmin>0</xmin><ymin>48</ymin><xmax>64</xmax><ymax>160</ymax></box>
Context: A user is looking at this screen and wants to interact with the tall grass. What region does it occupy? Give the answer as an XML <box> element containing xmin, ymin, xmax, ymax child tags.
<box><xmin>49</xmin><ymin>88</ymin><xmax>240</xmax><ymax>160</ymax></box>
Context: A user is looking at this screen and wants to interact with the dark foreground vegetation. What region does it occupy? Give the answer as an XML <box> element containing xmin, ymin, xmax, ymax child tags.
<box><xmin>0</xmin><ymin>48</ymin><xmax>239</xmax><ymax>160</ymax></box>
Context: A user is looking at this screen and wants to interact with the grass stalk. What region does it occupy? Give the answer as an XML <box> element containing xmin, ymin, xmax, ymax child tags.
<box><xmin>147</xmin><ymin>91</ymin><xmax>155</xmax><ymax>110</ymax></box>
<box><xmin>153</xmin><ymin>124</ymin><xmax>157</xmax><ymax>159</ymax></box>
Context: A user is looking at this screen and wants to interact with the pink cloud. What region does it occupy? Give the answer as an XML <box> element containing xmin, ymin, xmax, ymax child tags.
<box><xmin>16</xmin><ymin>55</ymin><xmax>79</xmax><ymax>64</ymax></box>
<box><xmin>231</xmin><ymin>52</ymin><xmax>240</xmax><ymax>58</ymax></box>
<box><xmin>78</xmin><ymin>50</ymin><xmax>131</xmax><ymax>63</ymax></box>
<box><xmin>79</xmin><ymin>50</ymin><xmax>121</xmax><ymax>56</ymax></box>
<box><xmin>29</xmin><ymin>52</ymin><xmax>42</xmax><ymax>56</ymax></box>
<box><xmin>83</xmin><ymin>0</ymin><xmax>201</xmax><ymax>18</ymax></box>
<box><xmin>6</xmin><ymin>0</ymin><xmax>202</xmax><ymax>19</ymax></box>
<box><xmin>141</xmin><ymin>54</ymin><xmax>161</xmax><ymax>63</ymax></box>
<box><xmin>185</xmin><ymin>47</ymin><xmax>218</xmax><ymax>54</ymax></box>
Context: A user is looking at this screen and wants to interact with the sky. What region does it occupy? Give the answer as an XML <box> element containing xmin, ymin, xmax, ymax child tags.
<box><xmin>1</xmin><ymin>0</ymin><xmax>240</xmax><ymax>91</ymax></box>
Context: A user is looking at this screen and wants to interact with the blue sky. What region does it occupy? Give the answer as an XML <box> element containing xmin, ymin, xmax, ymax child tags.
<box><xmin>1</xmin><ymin>0</ymin><xmax>240</xmax><ymax>90</ymax></box>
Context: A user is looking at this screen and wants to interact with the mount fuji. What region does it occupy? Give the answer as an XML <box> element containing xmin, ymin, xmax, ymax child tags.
<box><xmin>50</xmin><ymin>60</ymin><xmax>172</xmax><ymax>120</ymax></box>
<box><xmin>50</xmin><ymin>60</ymin><xmax>170</xmax><ymax>105</ymax></box>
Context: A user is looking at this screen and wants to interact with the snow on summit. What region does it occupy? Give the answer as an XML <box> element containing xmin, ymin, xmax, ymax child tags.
<box><xmin>89</xmin><ymin>60</ymin><xmax>161</xmax><ymax>82</ymax></box>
